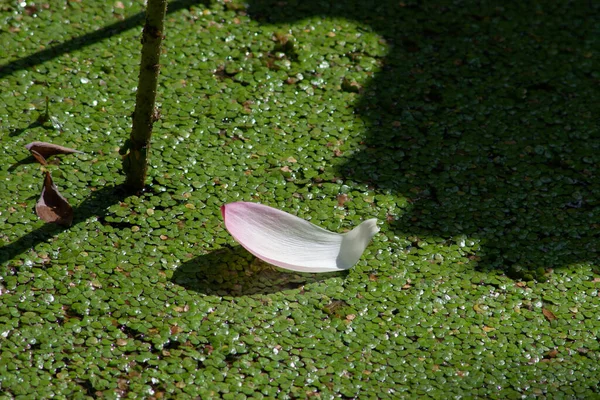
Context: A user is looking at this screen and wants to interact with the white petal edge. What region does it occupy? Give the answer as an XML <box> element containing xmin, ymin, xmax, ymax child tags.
<box><xmin>221</xmin><ymin>202</ymin><xmax>379</xmax><ymax>273</ymax></box>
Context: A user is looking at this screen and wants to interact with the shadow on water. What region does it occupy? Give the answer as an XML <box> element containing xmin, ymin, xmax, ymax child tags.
<box><xmin>7</xmin><ymin>155</ymin><xmax>41</xmax><ymax>172</ymax></box>
<box><xmin>0</xmin><ymin>184</ymin><xmax>127</xmax><ymax>267</ymax></box>
<box><xmin>8</xmin><ymin>118</ymin><xmax>56</xmax><ymax>138</ymax></box>
<box><xmin>172</xmin><ymin>245</ymin><xmax>342</xmax><ymax>296</ymax></box>
<box><xmin>0</xmin><ymin>0</ymin><xmax>209</xmax><ymax>80</ymax></box>
<box><xmin>1</xmin><ymin>0</ymin><xmax>208</xmax><ymax>266</ymax></box>
<box><xmin>246</xmin><ymin>0</ymin><xmax>600</xmax><ymax>277</ymax></box>
<box><xmin>3</xmin><ymin>1</ymin><xmax>598</xmax><ymax>279</ymax></box>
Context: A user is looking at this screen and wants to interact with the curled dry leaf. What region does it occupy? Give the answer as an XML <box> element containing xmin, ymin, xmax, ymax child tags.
<box><xmin>30</xmin><ymin>150</ymin><xmax>47</xmax><ymax>166</ymax></box>
<box><xmin>36</xmin><ymin>171</ymin><xmax>73</xmax><ymax>226</ymax></box>
<box><xmin>25</xmin><ymin>141</ymin><xmax>83</xmax><ymax>161</ymax></box>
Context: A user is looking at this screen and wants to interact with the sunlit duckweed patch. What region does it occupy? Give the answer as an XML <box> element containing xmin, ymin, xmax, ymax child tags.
<box><xmin>1</xmin><ymin>0</ymin><xmax>599</xmax><ymax>398</ymax></box>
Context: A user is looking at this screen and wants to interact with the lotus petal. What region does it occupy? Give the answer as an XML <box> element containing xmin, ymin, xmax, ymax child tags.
<box><xmin>221</xmin><ymin>202</ymin><xmax>379</xmax><ymax>273</ymax></box>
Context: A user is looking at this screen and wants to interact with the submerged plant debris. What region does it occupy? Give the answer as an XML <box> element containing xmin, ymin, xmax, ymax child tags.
<box><xmin>0</xmin><ymin>0</ymin><xmax>599</xmax><ymax>398</ymax></box>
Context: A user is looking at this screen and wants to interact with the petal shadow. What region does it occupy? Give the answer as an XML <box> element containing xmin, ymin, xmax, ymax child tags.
<box><xmin>171</xmin><ymin>245</ymin><xmax>344</xmax><ymax>296</ymax></box>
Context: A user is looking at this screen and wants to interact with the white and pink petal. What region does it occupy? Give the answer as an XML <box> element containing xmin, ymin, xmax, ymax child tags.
<box><xmin>221</xmin><ymin>202</ymin><xmax>379</xmax><ymax>273</ymax></box>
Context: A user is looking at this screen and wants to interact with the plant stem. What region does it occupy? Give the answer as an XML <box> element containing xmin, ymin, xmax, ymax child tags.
<box><xmin>123</xmin><ymin>0</ymin><xmax>167</xmax><ymax>191</ymax></box>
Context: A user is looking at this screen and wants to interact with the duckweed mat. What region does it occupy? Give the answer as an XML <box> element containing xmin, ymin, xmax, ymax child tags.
<box><xmin>1</xmin><ymin>0</ymin><xmax>599</xmax><ymax>398</ymax></box>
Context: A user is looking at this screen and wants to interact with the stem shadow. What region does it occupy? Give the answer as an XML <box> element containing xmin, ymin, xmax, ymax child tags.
<box><xmin>0</xmin><ymin>0</ymin><xmax>209</xmax><ymax>80</ymax></box>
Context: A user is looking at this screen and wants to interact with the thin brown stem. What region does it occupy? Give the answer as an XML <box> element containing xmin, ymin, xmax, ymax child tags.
<box><xmin>122</xmin><ymin>0</ymin><xmax>167</xmax><ymax>191</ymax></box>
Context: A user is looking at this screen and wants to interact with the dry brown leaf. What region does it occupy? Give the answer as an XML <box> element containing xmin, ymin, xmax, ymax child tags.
<box><xmin>544</xmin><ymin>349</ymin><xmax>559</xmax><ymax>359</ymax></box>
<box><xmin>542</xmin><ymin>308</ymin><xmax>557</xmax><ymax>322</ymax></box>
<box><xmin>35</xmin><ymin>171</ymin><xmax>73</xmax><ymax>226</ymax></box>
<box><xmin>26</xmin><ymin>141</ymin><xmax>83</xmax><ymax>161</ymax></box>
<box><xmin>337</xmin><ymin>193</ymin><xmax>350</xmax><ymax>207</ymax></box>
<box><xmin>30</xmin><ymin>150</ymin><xmax>47</xmax><ymax>166</ymax></box>
<box><xmin>170</xmin><ymin>325</ymin><xmax>183</xmax><ymax>335</ymax></box>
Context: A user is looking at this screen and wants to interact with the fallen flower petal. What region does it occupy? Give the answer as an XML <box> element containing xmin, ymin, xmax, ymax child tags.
<box><xmin>221</xmin><ymin>202</ymin><xmax>379</xmax><ymax>273</ymax></box>
<box><xmin>36</xmin><ymin>171</ymin><xmax>73</xmax><ymax>226</ymax></box>
<box><xmin>26</xmin><ymin>141</ymin><xmax>83</xmax><ymax>161</ymax></box>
